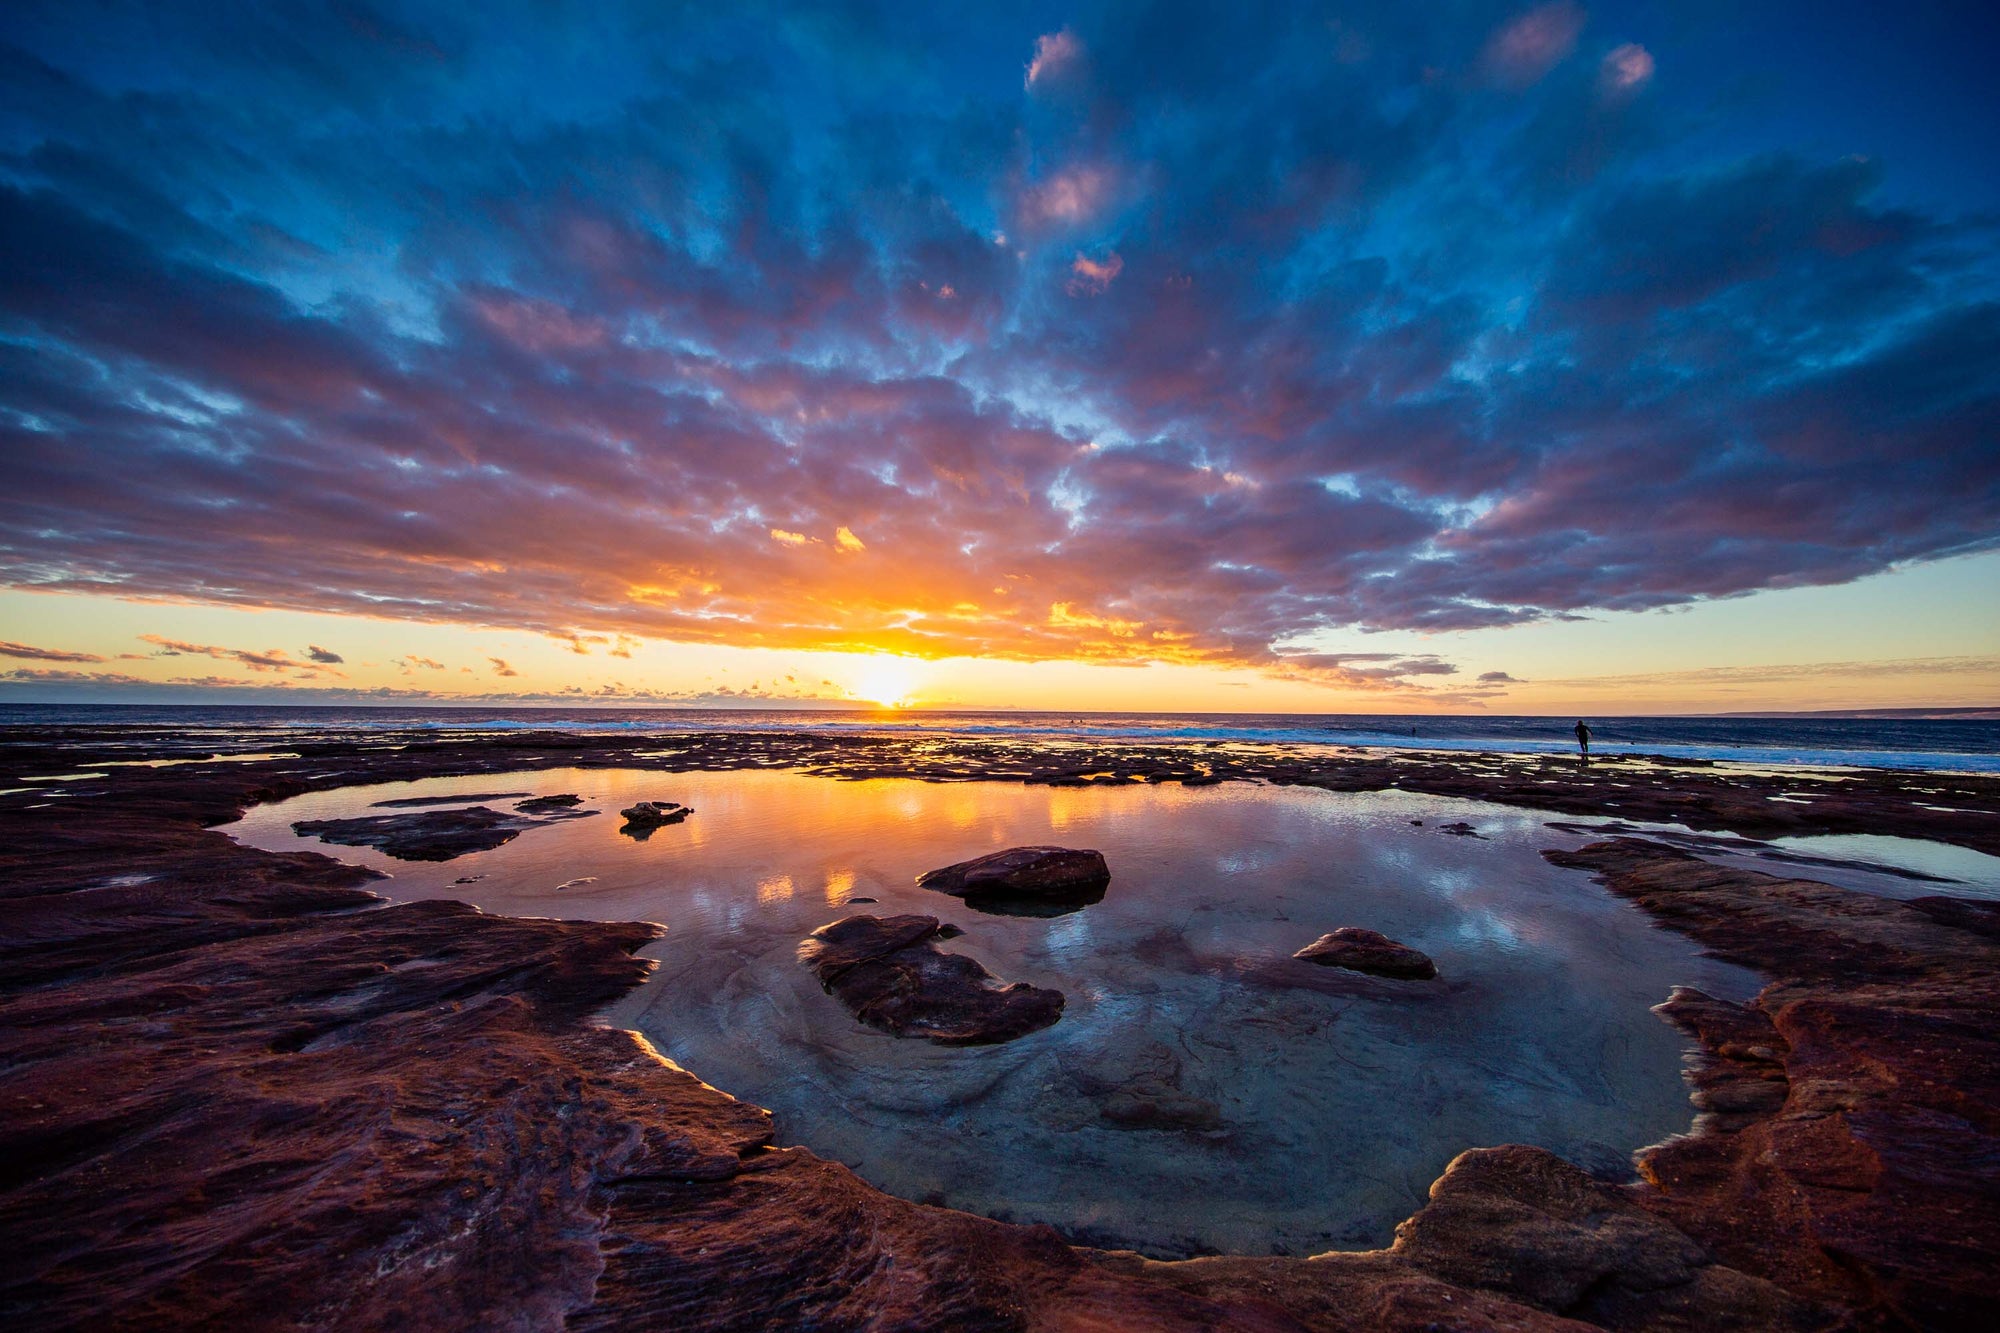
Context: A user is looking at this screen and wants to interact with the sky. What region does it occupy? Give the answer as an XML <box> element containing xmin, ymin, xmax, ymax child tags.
<box><xmin>0</xmin><ymin>1</ymin><xmax>1996</xmax><ymax>714</ymax></box>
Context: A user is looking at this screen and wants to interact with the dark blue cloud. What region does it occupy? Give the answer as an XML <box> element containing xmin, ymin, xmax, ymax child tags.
<box><xmin>0</xmin><ymin>1</ymin><xmax>1995</xmax><ymax>677</ymax></box>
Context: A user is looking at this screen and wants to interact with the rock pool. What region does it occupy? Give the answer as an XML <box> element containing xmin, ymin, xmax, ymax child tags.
<box><xmin>229</xmin><ymin>766</ymin><xmax>1767</xmax><ymax>1256</ymax></box>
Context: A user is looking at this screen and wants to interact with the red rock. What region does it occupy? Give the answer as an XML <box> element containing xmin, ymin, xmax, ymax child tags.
<box><xmin>916</xmin><ymin>845</ymin><xmax>1111</xmax><ymax>904</ymax></box>
<box><xmin>1294</xmin><ymin>927</ymin><xmax>1438</xmax><ymax>980</ymax></box>
<box><xmin>799</xmin><ymin>913</ymin><xmax>1064</xmax><ymax>1045</ymax></box>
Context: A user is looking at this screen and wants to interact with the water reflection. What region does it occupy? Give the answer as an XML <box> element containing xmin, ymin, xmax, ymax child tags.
<box><xmin>228</xmin><ymin>767</ymin><xmax>1766</xmax><ymax>1256</ymax></box>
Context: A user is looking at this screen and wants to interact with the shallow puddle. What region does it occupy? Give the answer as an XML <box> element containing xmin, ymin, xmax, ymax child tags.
<box><xmin>230</xmin><ymin>767</ymin><xmax>1764</xmax><ymax>1256</ymax></box>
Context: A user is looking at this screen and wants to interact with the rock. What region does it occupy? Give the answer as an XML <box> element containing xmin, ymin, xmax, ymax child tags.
<box><xmin>10</xmin><ymin>723</ymin><xmax>2000</xmax><ymax>1332</ymax></box>
<box><xmin>619</xmin><ymin>801</ymin><xmax>692</xmax><ymax>839</ymax></box>
<box><xmin>798</xmin><ymin>914</ymin><xmax>1063</xmax><ymax>1045</ymax></box>
<box><xmin>516</xmin><ymin>793</ymin><xmax>586</xmax><ymax>814</ymax></box>
<box><xmin>1294</xmin><ymin>927</ymin><xmax>1438</xmax><ymax>980</ymax></box>
<box><xmin>1438</xmin><ymin>821</ymin><xmax>1483</xmax><ymax>838</ymax></box>
<box><xmin>916</xmin><ymin>846</ymin><xmax>1110</xmax><ymax>910</ymax></box>
<box><xmin>1062</xmin><ymin>1042</ymin><xmax>1225</xmax><ymax>1134</ymax></box>
<box><xmin>1905</xmin><ymin>894</ymin><xmax>2000</xmax><ymax>941</ymax></box>
<box><xmin>293</xmin><ymin>806</ymin><xmax>527</xmax><ymax>861</ymax></box>
<box><xmin>845</xmin><ymin>896</ymin><xmax>878</xmax><ymax>905</ymax></box>
<box><xmin>620</xmin><ymin>800</ymin><xmax>691</xmax><ymax>826</ymax></box>
<box><xmin>1392</xmin><ymin>1145</ymin><xmax>1822</xmax><ymax>1329</ymax></box>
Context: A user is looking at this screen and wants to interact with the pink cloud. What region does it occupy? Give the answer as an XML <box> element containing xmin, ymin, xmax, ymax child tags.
<box><xmin>1068</xmin><ymin>252</ymin><xmax>1124</xmax><ymax>296</ymax></box>
<box><xmin>1599</xmin><ymin>43</ymin><xmax>1654</xmax><ymax>97</ymax></box>
<box><xmin>472</xmin><ymin>294</ymin><xmax>609</xmax><ymax>354</ymax></box>
<box><xmin>1026</xmin><ymin>28</ymin><xmax>1082</xmax><ymax>88</ymax></box>
<box><xmin>1483</xmin><ymin>3</ymin><xmax>1584</xmax><ymax>88</ymax></box>
<box><xmin>489</xmin><ymin>657</ymin><xmax>519</xmax><ymax>677</ymax></box>
<box><xmin>1019</xmin><ymin>164</ymin><xmax>1113</xmax><ymax>227</ymax></box>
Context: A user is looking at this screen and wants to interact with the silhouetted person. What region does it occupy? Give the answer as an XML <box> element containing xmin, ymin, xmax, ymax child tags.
<box><xmin>1574</xmin><ymin>719</ymin><xmax>1591</xmax><ymax>759</ymax></box>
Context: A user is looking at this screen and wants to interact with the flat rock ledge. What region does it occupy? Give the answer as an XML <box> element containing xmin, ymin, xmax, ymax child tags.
<box><xmin>295</xmin><ymin>799</ymin><xmax>597</xmax><ymax>861</ymax></box>
<box><xmin>799</xmin><ymin>913</ymin><xmax>1064</xmax><ymax>1045</ymax></box>
<box><xmin>1294</xmin><ymin>926</ymin><xmax>1438</xmax><ymax>980</ymax></box>
<box><xmin>7</xmin><ymin>726</ymin><xmax>2000</xmax><ymax>1332</ymax></box>
<box><xmin>293</xmin><ymin>805</ymin><xmax>527</xmax><ymax>861</ymax></box>
<box><xmin>916</xmin><ymin>845</ymin><xmax>1111</xmax><ymax>909</ymax></box>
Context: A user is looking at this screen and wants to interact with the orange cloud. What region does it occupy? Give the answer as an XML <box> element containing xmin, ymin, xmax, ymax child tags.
<box><xmin>0</xmin><ymin>641</ymin><xmax>105</xmax><ymax>663</ymax></box>
<box><xmin>1068</xmin><ymin>252</ymin><xmax>1124</xmax><ymax>295</ymax></box>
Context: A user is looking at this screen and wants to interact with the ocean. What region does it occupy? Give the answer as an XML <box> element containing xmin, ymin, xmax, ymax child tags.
<box><xmin>4</xmin><ymin>703</ymin><xmax>1998</xmax><ymax>773</ymax></box>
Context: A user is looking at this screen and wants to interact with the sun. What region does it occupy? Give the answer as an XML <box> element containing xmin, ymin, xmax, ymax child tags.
<box><xmin>850</xmin><ymin>655</ymin><xmax>920</xmax><ymax>708</ymax></box>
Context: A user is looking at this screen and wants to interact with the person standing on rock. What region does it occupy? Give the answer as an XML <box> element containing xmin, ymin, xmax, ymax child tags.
<box><xmin>1574</xmin><ymin>719</ymin><xmax>1591</xmax><ymax>759</ymax></box>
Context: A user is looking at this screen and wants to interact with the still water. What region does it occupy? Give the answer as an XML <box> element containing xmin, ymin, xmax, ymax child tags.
<box><xmin>230</xmin><ymin>767</ymin><xmax>1765</xmax><ymax>1256</ymax></box>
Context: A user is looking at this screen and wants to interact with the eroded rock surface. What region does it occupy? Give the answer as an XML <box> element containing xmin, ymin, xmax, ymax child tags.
<box><xmin>293</xmin><ymin>805</ymin><xmax>528</xmax><ymax>860</ymax></box>
<box><xmin>916</xmin><ymin>845</ymin><xmax>1111</xmax><ymax>911</ymax></box>
<box><xmin>1295</xmin><ymin>927</ymin><xmax>1438</xmax><ymax>980</ymax></box>
<box><xmin>799</xmin><ymin>913</ymin><xmax>1064</xmax><ymax>1045</ymax></box>
<box><xmin>1546</xmin><ymin>838</ymin><xmax>2000</xmax><ymax>1329</ymax></box>
<box><xmin>3</xmin><ymin>725</ymin><xmax>1996</xmax><ymax>1331</ymax></box>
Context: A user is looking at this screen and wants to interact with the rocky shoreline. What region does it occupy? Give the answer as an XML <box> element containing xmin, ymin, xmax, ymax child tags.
<box><xmin>3</xmin><ymin>723</ymin><xmax>1997</xmax><ymax>1329</ymax></box>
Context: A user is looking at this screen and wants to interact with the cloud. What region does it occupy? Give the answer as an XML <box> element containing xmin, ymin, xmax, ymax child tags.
<box><xmin>1483</xmin><ymin>4</ymin><xmax>1585</xmax><ymax>88</ymax></box>
<box><xmin>1018</xmin><ymin>164</ymin><xmax>1115</xmax><ymax>227</ymax></box>
<box><xmin>0</xmin><ymin>6</ymin><xmax>1992</xmax><ymax>706</ymax></box>
<box><xmin>1599</xmin><ymin>43</ymin><xmax>1654</xmax><ymax>98</ymax></box>
<box><xmin>2</xmin><ymin>667</ymin><xmax>150</xmax><ymax>685</ymax></box>
<box><xmin>137</xmin><ymin>635</ymin><xmax>339</xmax><ymax>674</ymax></box>
<box><xmin>1026</xmin><ymin>28</ymin><xmax>1082</xmax><ymax>89</ymax></box>
<box><xmin>489</xmin><ymin>657</ymin><xmax>519</xmax><ymax>677</ymax></box>
<box><xmin>1477</xmin><ymin>670</ymin><xmax>1522</xmax><ymax>684</ymax></box>
<box><xmin>0</xmin><ymin>669</ymin><xmax>856</xmax><ymax>708</ymax></box>
<box><xmin>400</xmin><ymin>655</ymin><xmax>446</xmax><ymax>671</ymax></box>
<box><xmin>1542</xmin><ymin>655</ymin><xmax>2000</xmax><ymax>690</ymax></box>
<box><xmin>0</xmin><ymin>641</ymin><xmax>106</xmax><ymax>663</ymax></box>
<box><xmin>305</xmin><ymin>644</ymin><xmax>343</xmax><ymax>663</ymax></box>
<box><xmin>1067</xmin><ymin>252</ymin><xmax>1124</xmax><ymax>296</ymax></box>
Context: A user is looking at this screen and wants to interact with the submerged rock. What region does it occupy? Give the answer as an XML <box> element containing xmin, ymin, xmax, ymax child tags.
<box><xmin>1295</xmin><ymin>927</ymin><xmax>1438</xmax><ymax>980</ymax></box>
<box><xmin>1061</xmin><ymin>1042</ymin><xmax>1225</xmax><ymax>1134</ymax></box>
<box><xmin>916</xmin><ymin>846</ymin><xmax>1110</xmax><ymax>911</ymax></box>
<box><xmin>798</xmin><ymin>914</ymin><xmax>1063</xmax><ymax>1045</ymax></box>
<box><xmin>516</xmin><ymin>793</ymin><xmax>586</xmax><ymax>814</ymax></box>
<box><xmin>293</xmin><ymin>806</ymin><xmax>527</xmax><ymax>861</ymax></box>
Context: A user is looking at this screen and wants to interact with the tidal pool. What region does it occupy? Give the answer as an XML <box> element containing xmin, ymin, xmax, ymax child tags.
<box><xmin>230</xmin><ymin>766</ymin><xmax>1764</xmax><ymax>1256</ymax></box>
